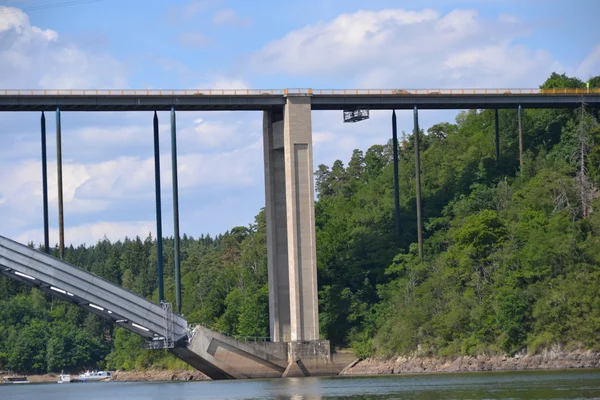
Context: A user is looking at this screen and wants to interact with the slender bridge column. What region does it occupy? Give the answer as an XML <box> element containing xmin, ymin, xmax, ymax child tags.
<box><xmin>392</xmin><ymin>110</ymin><xmax>401</xmax><ymax>237</ymax></box>
<box><xmin>518</xmin><ymin>104</ymin><xmax>524</xmax><ymax>169</ymax></box>
<box><xmin>153</xmin><ymin>111</ymin><xmax>164</xmax><ymax>303</ymax></box>
<box><xmin>263</xmin><ymin>94</ymin><xmax>319</xmax><ymax>342</ymax></box>
<box><xmin>40</xmin><ymin>112</ymin><xmax>50</xmax><ymax>254</ymax></box>
<box><xmin>414</xmin><ymin>106</ymin><xmax>423</xmax><ymax>260</ymax></box>
<box><xmin>495</xmin><ymin>109</ymin><xmax>500</xmax><ymax>165</ymax></box>
<box><xmin>56</xmin><ymin>107</ymin><xmax>65</xmax><ymax>259</ymax></box>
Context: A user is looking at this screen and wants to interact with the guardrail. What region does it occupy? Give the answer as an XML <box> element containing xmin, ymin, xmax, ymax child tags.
<box><xmin>188</xmin><ymin>323</ymin><xmax>271</xmax><ymax>343</ymax></box>
<box><xmin>311</xmin><ymin>88</ymin><xmax>600</xmax><ymax>95</ymax></box>
<box><xmin>0</xmin><ymin>88</ymin><xmax>598</xmax><ymax>96</ymax></box>
<box><xmin>0</xmin><ymin>89</ymin><xmax>287</xmax><ymax>96</ymax></box>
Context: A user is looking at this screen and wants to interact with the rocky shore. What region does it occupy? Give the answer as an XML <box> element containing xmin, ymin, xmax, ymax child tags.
<box><xmin>343</xmin><ymin>349</ymin><xmax>600</xmax><ymax>375</ymax></box>
<box><xmin>1</xmin><ymin>369</ymin><xmax>209</xmax><ymax>384</ymax></box>
<box><xmin>4</xmin><ymin>350</ymin><xmax>599</xmax><ymax>384</ymax></box>
<box><xmin>110</xmin><ymin>369</ymin><xmax>209</xmax><ymax>382</ymax></box>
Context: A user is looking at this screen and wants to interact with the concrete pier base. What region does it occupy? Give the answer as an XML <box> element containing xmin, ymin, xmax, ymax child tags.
<box><xmin>182</xmin><ymin>325</ymin><xmax>354</xmax><ymax>379</ymax></box>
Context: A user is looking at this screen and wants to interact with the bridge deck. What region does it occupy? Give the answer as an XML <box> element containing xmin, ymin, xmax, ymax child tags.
<box><xmin>0</xmin><ymin>88</ymin><xmax>597</xmax><ymax>111</ymax></box>
<box><xmin>0</xmin><ymin>235</ymin><xmax>188</xmax><ymax>344</ymax></box>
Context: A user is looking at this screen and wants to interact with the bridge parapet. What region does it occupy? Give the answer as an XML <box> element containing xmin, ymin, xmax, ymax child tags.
<box><xmin>1</xmin><ymin>88</ymin><xmax>599</xmax><ymax>96</ymax></box>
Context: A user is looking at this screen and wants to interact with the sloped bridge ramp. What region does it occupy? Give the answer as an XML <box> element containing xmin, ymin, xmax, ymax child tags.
<box><xmin>0</xmin><ymin>235</ymin><xmax>232</xmax><ymax>379</ymax></box>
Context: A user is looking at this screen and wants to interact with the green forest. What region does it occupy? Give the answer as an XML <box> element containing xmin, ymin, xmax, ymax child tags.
<box><xmin>1</xmin><ymin>73</ymin><xmax>599</xmax><ymax>374</ymax></box>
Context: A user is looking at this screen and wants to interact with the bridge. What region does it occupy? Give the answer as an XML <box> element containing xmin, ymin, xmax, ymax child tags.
<box><xmin>0</xmin><ymin>88</ymin><xmax>598</xmax><ymax>111</ymax></box>
<box><xmin>0</xmin><ymin>87</ymin><xmax>598</xmax><ymax>378</ymax></box>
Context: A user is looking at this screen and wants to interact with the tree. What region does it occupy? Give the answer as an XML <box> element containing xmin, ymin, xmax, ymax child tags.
<box><xmin>540</xmin><ymin>72</ymin><xmax>585</xmax><ymax>89</ymax></box>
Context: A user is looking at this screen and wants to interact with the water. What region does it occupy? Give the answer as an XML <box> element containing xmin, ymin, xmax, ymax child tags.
<box><xmin>2</xmin><ymin>369</ymin><xmax>600</xmax><ymax>399</ymax></box>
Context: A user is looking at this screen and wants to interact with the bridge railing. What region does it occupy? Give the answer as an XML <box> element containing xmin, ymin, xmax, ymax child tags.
<box><xmin>188</xmin><ymin>323</ymin><xmax>271</xmax><ymax>343</ymax></box>
<box><xmin>0</xmin><ymin>89</ymin><xmax>287</xmax><ymax>96</ymax></box>
<box><xmin>311</xmin><ymin>88</ymin><xmax>600</xmax><ymax>95</ymax></box>
<box><xmin>0</xmin><ymin>88</ymin><xmax>598</xmax><ymax>96</ymax></box>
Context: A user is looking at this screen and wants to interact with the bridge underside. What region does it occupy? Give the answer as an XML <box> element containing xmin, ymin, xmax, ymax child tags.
<box><xmin>0</xmin><ymin>92</ymin><xmax>598</xmax><ymax>111</ymax></box>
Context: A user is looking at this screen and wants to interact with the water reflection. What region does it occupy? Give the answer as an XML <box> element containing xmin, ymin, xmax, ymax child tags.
<box><xmin>1</xmin><ymin>370</ymin><xmax>600</xmax><ymax>400</ymax></box>
<box><xmin>266</xmin><ymin>377</ymin><xmax>323</xmax><ymax>400</ymax></box>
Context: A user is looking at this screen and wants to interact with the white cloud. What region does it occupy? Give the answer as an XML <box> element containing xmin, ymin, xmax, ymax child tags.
<box><xmin>250</xmin><ymin>7</ymin><xmax>564</xmax><ymax>88</ymax></box>
<box><xmin>212</xmin><ymin>8</ymin><xmax>250</xmax><ymax>27</ymax></box>
<box><xmin>0</xmin><ymin>158</ymin><xmax>109</xmax><ymax>217</ymax></box>
<box><xmin>0</xmin><ymin>6</ymin><xmax>127</xmax><ymax>88</ymax></box>
<box><xmin>251</xmin><ymin>8</ymin><xmax>438</xmax><ymax>77</ymax></box>
<box><xmin>576</xmin><ymin>44</ymin><xmax>600</xmax><ymax>80</ymax></box>
<box><xmin>0</xmin><ymin>141</ymin><xmax>262</xmax><ymax>219</ymax></box>
<box><xmin>16</xmin><ymin>221</ymin><xmax>156</xmax><ymax>247</ymax></box>
<box><xmin>74</xmin><ymin>124</ymin><xmax>151</xmax><ymax>147</ymax></box>
<box><xmin>185</xmin><ymin>118</ymin><xmax>245</xmax><ymax>148</ymax></box>
<box><xmin>313</xmin><ymin>131</ymin><xmax>334</xmax><ymax>145</ymax></box>
<box><xmin>69</xmin><ymin>144</ymin><xmax>260</xmax><ymax>202</ymax></box>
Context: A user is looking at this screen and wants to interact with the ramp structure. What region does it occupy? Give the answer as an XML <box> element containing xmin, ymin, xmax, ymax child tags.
<box><xmin>0</xmin><ymin>235</ymin><xmax>352</xmax><ymax>379</ymax></box>
<box><xmin>0</xmin><ymin>235</ymin><xmax>187</xmax><ymax>346</ymax></box>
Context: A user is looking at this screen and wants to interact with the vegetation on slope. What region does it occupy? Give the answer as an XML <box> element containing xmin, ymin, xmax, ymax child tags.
<box><xmin>0</xmin><ymin>73</ymin><xmax>599</xmax><ymax>373</ymax></box>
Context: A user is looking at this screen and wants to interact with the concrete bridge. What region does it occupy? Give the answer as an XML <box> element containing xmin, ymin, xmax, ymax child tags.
<box><xmin>0</xmin><ymin>87</ymin><xmax>598</xmax><ymax>378</ymax></box>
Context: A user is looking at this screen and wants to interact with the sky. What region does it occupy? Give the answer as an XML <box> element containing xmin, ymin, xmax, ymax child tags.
<box><xmin>0</xmin><ymin>0</ymin><xmax>599</xmax><ymax>248</ymax></box>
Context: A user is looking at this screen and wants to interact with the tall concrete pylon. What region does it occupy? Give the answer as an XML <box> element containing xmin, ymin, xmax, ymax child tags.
<box><xmin>263</xmin><ymin>94</ymin><xmax>319</xmax><ymax>343</ymax></box>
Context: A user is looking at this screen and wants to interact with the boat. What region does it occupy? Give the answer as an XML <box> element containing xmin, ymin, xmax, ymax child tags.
<box><xmin>57</xmin><ymin>374</ymin><xmax>71</xmax><ymax>383</ymax></box>
<box><xmin>2</xmin><ymin>376</ymin><xmax>30</xmax><ymax>384</ymax></box>
<box><xmin>73</xmin><ymin>370</ymin><xmax>112</xmax><ymax>383</ymax></box>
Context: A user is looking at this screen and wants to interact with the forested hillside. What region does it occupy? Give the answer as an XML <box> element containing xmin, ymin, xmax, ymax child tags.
<box><xmin>1</xmin><ymin>73</ymin><xmax>599</xmax><ymax>374</ymax></box>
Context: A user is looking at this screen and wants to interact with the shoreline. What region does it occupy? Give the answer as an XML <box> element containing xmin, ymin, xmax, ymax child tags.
<box><xmin>3</xmin><ymin>350</ymin><xmax>600</xmax><ymax>383</ymax></box>
<box><xmin>342</xmin><ymin>349</ymin><xmax>600</xmax><ymax>376</ymax></box>
<box><xmin>1</xmin><ymin>370</ymin><xmax>209</xmax><ymax>384</ymax></box>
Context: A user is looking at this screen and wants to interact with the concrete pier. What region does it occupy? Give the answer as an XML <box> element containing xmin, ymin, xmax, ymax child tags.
<box><xmin>263</xmin><ymin>94</ymin><xmax>319</xmax><ymax>343</ymax></box>
<box><xmin>183</xmin><ymin>324</ymin><xmax>356</xmax><ymax>379</ymax></box>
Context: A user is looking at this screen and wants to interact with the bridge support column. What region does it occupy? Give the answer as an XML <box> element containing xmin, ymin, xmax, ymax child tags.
<box><xmin>263</xmin><ymin>94</ymin><xmax>319</xmax><ymax>342</ymax></box>
<box><xmin>170</xmin><ymin>107</ymin><xmax>182</xmax><ymax>314</ymax></box>
<box><xmin>56</xmin><ymin>107</ymin><xmax>65</xmax><ymax>259</ymax></box>
<box><xmin>518</xmin><ymin>104</ymin><xmax>523</xmax><ymax>169</ymax></box>
<box><xmin>153</xmin><ymin>111</ymin><xmax>164</xmax><ymax>302</ymax></box>
<box><xmin>495</xmin><ymin>109</ymin><xmax>500</xmax><ymax>165</ymax></box>
<box><xmin>413</xmin><ymin>106</ymin><xmax>423</xmax><ymax>260</ymax></box>
<box><xmin>263</xmin><ymin>109</ymin><xmax>291</xmax><ymax>342</ymax></box>
<box><xmin>392</xmin><ymin>110</ymin><xmax>401</xmax><ymax>237</ymax></box>
<box><xmin>40</xmin><ymin>112</ymin><xmax>50</xmax><ymax>254</ymax></box>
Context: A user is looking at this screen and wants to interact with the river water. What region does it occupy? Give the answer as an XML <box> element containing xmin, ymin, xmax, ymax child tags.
<box><xmin>2</xmin><ymin>369</ymin><xmax>600</xmax><ymax>399</ymax></box>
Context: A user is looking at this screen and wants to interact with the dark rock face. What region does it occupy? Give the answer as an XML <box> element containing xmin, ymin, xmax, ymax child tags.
<box><xmin>344</xmin><ymin>349</ymin><xmax>600</xmax><ymax>375</ymax></box>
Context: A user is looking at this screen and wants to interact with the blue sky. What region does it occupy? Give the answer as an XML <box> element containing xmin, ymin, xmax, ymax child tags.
<box><xmin>0</xmin><ymin>0</ymin><xmax>599</xmax><ymax>247</ymax></box>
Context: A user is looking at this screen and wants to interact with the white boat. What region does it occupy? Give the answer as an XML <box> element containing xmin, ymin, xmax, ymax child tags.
<box><xmin>57</xmin><ymin>374</ymin><xmax>71</xmax><ymax>383</ymax></box>
<box><xmin>75</xmin><ymin>370</ymin><xmax>112</xmax><ymax>382</ymax></box>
